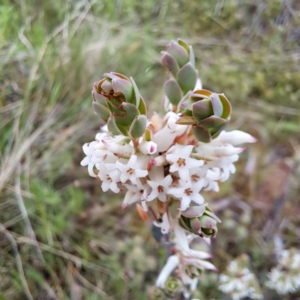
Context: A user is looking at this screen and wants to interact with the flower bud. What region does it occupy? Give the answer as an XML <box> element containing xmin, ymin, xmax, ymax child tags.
<box><xmin>92</xmin><ymin>72</ymin><xmax>147</xmax><ymax>138</ymax></box>
<box><xmin>179</xmin><ymin>205</ymin><xmax>221</xmax><ymax>238</ymax></box>
<box><xmin>177</xmin><ymin>89</ymin><xmax>232</xmax><ymax>143</ymax></box>
<box><xmin>139</xmin><ymin>141</ymin><xmax>158</xmax><ymax>155</ymax></box>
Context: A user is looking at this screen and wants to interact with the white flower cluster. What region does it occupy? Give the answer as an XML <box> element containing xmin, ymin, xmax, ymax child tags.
<box><xmin>81</xmin><ymin>111</ymin><xmax>256</xmax><ymax>214</ymax></box>
<box><xmin>219</xmin><ymin>255</ymin><xmax>263</xmax><ymax>300</ymax></box>
<box><xmin>266</xmin><ymin>248</ymin><xmax>300</xmax><ymax>295</ymax></box>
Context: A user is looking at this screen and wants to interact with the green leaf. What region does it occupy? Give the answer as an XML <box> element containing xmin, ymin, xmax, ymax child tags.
<box><xmin>211</xmin><ymin>122</ymin><xmax>228</xmax><ymax>138</ymax></box>
<box><xmin>130</xmin><ymin>76</ymin><xmax>141</xmax><ymax>108</ymax></box>
<box><xmin>176</xmin><ymin>115</ymin><xmax>196</xmax><ymax>125</ymax></box>
<box><xmin>177</xmin><ymin>38</ymin><xmax>189</xmax><ymax>52</ymax></box>
<box><xmin>138</xmin><ymin>97</ymin><xmax>147</xmax><ymax>115</ymax></box>
<box><xmin>129</xmin><ymin>115</ymin><xmax>147</xmax><ymax>139</ymax></box>
<box><xmin>192</xmin><ymin>99</ymin><xmax>213</xmax><ymax>121</ymax></box>
<box><xmin>107</xmin><ymin>116</ymin><xmax>122</xmax><ymax>135</ymax></box>
<box><xmin>114</xmin><ymin>102</ymin><xmax>139</xmax><ymax>127</ymax></box>
<box><xmin>192</xmin><ymin>125</ymin><xmax>211</xmax><ymax>143</ymax></box>
<box><xmin>161</xmin><ymin>52</ymin><xmax>180</xmax><ymax>77</ymax></box>
<box><xmin>101</xmin><ymin>78</ymin><xmax>113</xmax><ymax>93</ymax></box>
<box><xmin>167</xmin><ymin>40</ymin><xmax>189</xmax><ymax>67</ymax></box>
<box><xmin>92</xmin><ymin>89</ymin><xmax>107</xmax><ymax>106</ymax></box>
<box><xmin>189</xmin><ymin>45</ymin><xmax>195</xmax><ymax>68</ymax></box>
<box><xmin>164</xmin><ymin>79</ymin><xmax>183</xmax><ymax>105</ymax></box>
<box><xmin>144</xmin><ymin>128</ymin><xmax>152</xmax><ymax>141</ymax></box>
<box><xmin>177</xmin><ymin>63</ymin><xmax>197</xmax><ymax>94</ymax></box>
<box><xmin>219</xmin><ymin>94</ymin><xmax>232</xmax><ymax>119</ymax></box>
<box><xmin>197</xmin><ymin>116</ymin><xmax>226</xmax><ymax>130</ymax></box>
<box><xmin>191</xmin><ymin>89</ymin><xmax>212</xmax><ymax>98</ymax></box>
<box><xmin>92</xmin><ymin>101</ymin><xmax>110</xmax><ymax>122</ymax></box>
<box><xmin>112</xmin><ymin>78</ymin><xmax>134</xmax><ymax>103</ymax></box>
<box><xmin>210</xmin><ymin>93</ymin><xmax>223</xmax><ymax>117</ymax></box>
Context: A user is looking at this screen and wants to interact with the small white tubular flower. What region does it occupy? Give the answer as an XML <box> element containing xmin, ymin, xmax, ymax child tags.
<box><xmin>168</xmin><ymin>180</ymin><xmax>205</xmax><ymax>211</ymax></box>
<box><xmin>116</xmin><ymin>155</ymin><xmax>148</xmax><ymax>184</ymax></box>
<box><xmin>99</xmin><ymin>168</ymin><xmax>120</xmax><ymax>193</ymax></box>
<box><xmin>101</xmin><ymin>135</ymin><xmax>134</xmax><ymax>157</ymax></box>
<box><xmin>205</xmin><ymin>154</ymin><xmax>239</xmax><ymax>182</ymax></box>
<box><xmin>122</xmin><ymin>179</ymin><xmax>150</xmax><ymax>209</ymax></box>
<box><xmin>138</xmin><ymin>140</ymin><xmax>158</xmax><ymax>155</ymax></box>
<box><xmin>156</xmin><ymin>255</ymin><xmax>179</xmax><ymax>288</ymax></box>
<box><xmin>266</xmin><ymin>248</ymin><xmax>300</xmax><ymax>295</ymax></box>
<box><xmin>147</xmin><ymin>167</ymin><xmax>172</xmax><ymax>202</ymax></box>
<box><xmin>211</xmin><ymin>130</ymin><xmax>257</xmax><ymax>146</ymax></box>
<box><xmin>153</xmin><ymin>112</ymin><xmax>187</xmax><ymax>152</ymax></box>
<box><xmin>81</xmin><ymin>142</ymin><xmax>97</xmax><ymax>173</ymax></box>
<box><xmin>167</xmin><ymin>144</ymin><xmax>204</xmax><ymax>180</ymax></box>
<box><xmin>194</xmin><ymin>143</ymin><xmax>244</xmax><ymax>160</ymax></box>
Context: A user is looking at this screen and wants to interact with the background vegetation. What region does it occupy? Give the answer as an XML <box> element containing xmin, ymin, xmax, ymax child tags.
<box><xmin>0</xmin><ymin>0</ymin><xmax>300</xmax><ymax>299</ymax></box>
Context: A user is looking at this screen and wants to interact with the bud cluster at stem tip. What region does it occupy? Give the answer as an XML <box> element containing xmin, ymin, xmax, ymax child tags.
<box><xmin>92</xmin><ymin>72</ymin><xmax>147</xmax><ymax>139</ymax></box>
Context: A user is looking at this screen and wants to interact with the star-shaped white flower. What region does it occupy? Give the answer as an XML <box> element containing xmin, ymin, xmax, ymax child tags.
<box><xmin>168</xmin><ymin>180</ymin><xmax>205</xmax><ymax>211</ymax></box>
<box><xmin>97</xmin><ymin>163</ymin><xmax>120</xmax><ymax>193</ymax></box>
<box><xmin>81</xmin><ymin>141</ymin><xmax>99</xmax><ymax>177</ymax></box>
<box><xmin>116</xmin><ymin>155</ymin><xmax>148</xmax><ymax>184</ymax></box>
<box><xmin>122</xmin><ymin>179</ymin><xmax>150</xmax><ymax>209</ymax></box>
<box><xmin>166</xmin><ymin>144</ymin><xmax>204</xmax><ymax>180</ymax></box>
<box><xmin>147</xmin><ymin>175</ymin><xmax>172</xmax><ymax>202</ymax></box>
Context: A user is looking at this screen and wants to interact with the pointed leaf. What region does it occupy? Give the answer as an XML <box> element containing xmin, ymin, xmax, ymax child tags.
<box><xmin>210</xmin><ymin>93</ymin><xmax>223</xmax><ymax>117</ymax></box>
<box><xmin>112</xmin><ymin>78</ymin><xmax>134</xmax><ymax>103</ymax></box>
<box><xmin>211</xmin><ymin>122</ymin><xmax>228</xmax><ymax>138</ymax></box>
<box><xmin>144</xmin><ymin>128</ymin><xmax>152</xmax><ymax>141</ymax></box>
<box><xmin>192</xmin><ymin>89</ymin><xmax>212</xmax><ymax>97</ymax></box>
<box><xmin>164</xmin><ymin>79</ymin><xmax>183</xmax><ymax>105</ymax></box>
<box><xmin>192</xmin><ymin>125</ymin><xmax>211</xmax><ymax>143</ymax></box>
<box><xmin>138</xmin><ymin>97</ymin><xmax>147</xmax><ymax>115</ymax></box>
<box><xmin>101</xmin><ymin>78</ymin><xmax>113</xmax><ymax>93</ymax></box>
<box><xmin>198</xmin><ymin>116</ymin><xmax>226</xmax><ymax>130</ymax></box>
<box><xmin>92</xmin><ymin>101</ymin><xmax>110</xmax><ymax>122</ymax></box>
<box><xmin>177</xmin><ymin>63</ymin><xmax>197</xmax><ymax>95</ymax></box>
<box><xmin>176</xmin><ymin>115</ymin><xmax>196</xmax><ymax>125</ymax></box>
<box><xmin>103</xmin><ymin>72</ymin><xmax>128</xmax><ymax>81</ymax></box>
<box><xmin>110</xmin><ymin>72</ymin><xmax>130</xmax><ymax>81</ymax></box>
<box><xmin>161</xmin><ymin>52</ymin><xmax>180</xmax><ymax>77</ymax></box>
<box><xmin>107</xmin><ymin>117</ymin><xmax>122</xmax><ymax>135</ymax></box>
<box><xmin>167</xmin><ymin>40</ymin><xmax>189</xmax><ymax>67</ymax></box>
<box><xmin>192</xmin><ymin>99</ymin><xmax>213</xmax><ymax>121</ymax></box>
<box><xmin>129</xmin><ymin>115</ymin><xmax>147</xmax><ymax>139</ymax></box>
<box><xmin>189</xmin><ymin>45</ymin><xmax>195</xmax><ymax>68</ymax></box>
<box><xmin>219</xmin><ymin>94</ymin><xmax>232</xmax><ymax>119</ymax></box>
<box><xmin>92</xmin><ymin>90</ymin><xmax>107</xmax><ymax>106</ymax></box>
<box><xmin>177</xmin><ymin>38</ymin><xmax>189</xmax><ymax>52</ymax></box>
<box><xmin>130</xmin><ymin>77</ymin><xmax>140</xmax><ymax>108</ymax></box>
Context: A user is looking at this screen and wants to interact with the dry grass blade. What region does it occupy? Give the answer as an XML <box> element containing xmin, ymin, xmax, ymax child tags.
<box><xmin>0</xmin><ymin>224</ymin><xmax>34</xmax><ymax>300</ymax></box>
<box><xmin>15</xmin><ymin>164</ymin><xmax>45</xmax><ymax>264</ymax></box>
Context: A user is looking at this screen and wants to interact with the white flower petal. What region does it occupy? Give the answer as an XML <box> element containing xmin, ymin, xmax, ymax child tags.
<box><xmin>156</xmin><ymin>255</ymin><xmax>179</xmax><ymax>287</ymax></box>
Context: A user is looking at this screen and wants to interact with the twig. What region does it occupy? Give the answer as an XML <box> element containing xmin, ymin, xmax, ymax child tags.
<box><xmin>15</xmin><ymin>165</ymin><xmax>45</xmax><ymax>264</ymax></box>
<box><xmin>0</xmin><ymin>224</ymin><xmax>33</xmax><ymax>300</ymax></box>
